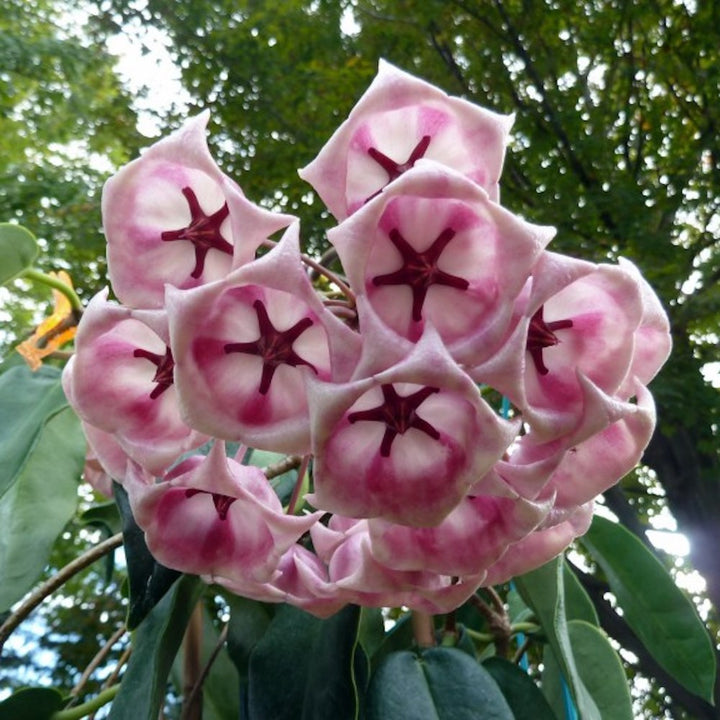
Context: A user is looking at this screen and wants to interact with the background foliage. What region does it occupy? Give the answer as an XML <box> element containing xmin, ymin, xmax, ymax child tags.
<box><xmin>1</xmin><ymin>0</ymin><xmax>719</xmax><ymax>718</ymax></box>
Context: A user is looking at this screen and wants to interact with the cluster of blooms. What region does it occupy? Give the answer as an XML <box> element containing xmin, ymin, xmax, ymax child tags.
<box><xmin>63</xmin><ymin>61</ymin><xmax>670</xmax><ymax>617</ymax></box>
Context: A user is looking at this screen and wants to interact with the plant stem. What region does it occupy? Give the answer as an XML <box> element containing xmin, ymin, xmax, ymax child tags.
<box><xmin>51</xmin><ymin>685</ymin><xmax>120</xmax><ymax>720</ymax></box>
<box><xmin>69</xmin><ymin>624</ymin><xmax>127</xmax><ymax>702</ymax></box>
<box><xmin>180</xmin><ymin>603</ymin><xmax>204</xmax><ymax>720</ymax></box>
<box><xmin>286</xmin><ymin>455</ymin><xmax>310</xmax><ymax>515</ymax></box>
<box><xmin>263</xmin><ymin>454</ymin><xmax>302</xmax><ymax>480</ymax></box>
<box><xmin>22</xmin><ymin>268</ymin><xmax>83</xmax><ymax>313</ymax></box>
<box><xmin>181</xmin><ymin>623</ymin><xmax>229</xmax><ymax>720</ymax></box>
<box><xmin>0</xmin><ymin>532</ymin><xmax>123</xmax><ymax>654</ymax></box>
<box><xmin>411</xmin><ymin>610</ymin><xmax>436</xmax><ymax>648</ymax></box>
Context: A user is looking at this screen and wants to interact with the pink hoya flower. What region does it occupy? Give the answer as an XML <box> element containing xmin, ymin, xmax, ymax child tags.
<box><xmin>366</xmin><ymin>485</ymin><xmax>551</xmax><ymax>576</ymax></box>
<box><xmin>215</xmin><ymin>543</ymin><xmax>348</xmax><ymax>619</ymax></box>
<box><xmin>483</xmin><ymin>502</ymin><xmax>594</xmax><ymax>586</ymax></box>
<box><xmin>328</xmin><ymin>162</ymin><xmax>553</xmax><ymax>361</ymax></box>
<box><xmin>62</xmin><ymin>289</ymin><xmax>207</xmax><ymax>475</ymax></box>
<box><xmin>541</xmin><ymin>381</ymin><xmax>656</xmax><ymax>511</ymax></box>
<box><xmin>310</xmin><ymin>517</ymin><xmax>485</xmax><ymax>614</ymax></box>
<box><xmin>80</xmin><ymin>421</ymin><xmax>129</xmax><ymax>495</ymax></box>
<box><xmin>104</xmin><ymin>111</ymin><xmax>294</xmax><ymax>308</ymax></box>
<box><xmin>125</xmin><ymin>442</ymin><xmax>322</xmax><ymax>583</ymax></box>
<box><xmin>299</xmin><ymin>60</ymin><xmax>513</xmax><ymax>219</ymax></box>
<box><xmin>167</xmin><ymin>223</ymin><xmax>361</xmax><ymax>455</ymax></box>
<box><xmin>307</xmin><ymin>326</ymin><xmax>518</xmax><ymax>527</ymax></box>
<box><xmin>472</xmin><ymin>251</ymin><xmax>659</xmax><ymax>440</ymax></box>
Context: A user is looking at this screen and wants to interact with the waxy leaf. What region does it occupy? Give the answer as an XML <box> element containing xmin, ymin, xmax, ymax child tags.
<box><xmin>247</xmin><ymin>604</ymin><xmax>363</xmax><ymax>720</ymax></box>
<box><xmin>0</xmin><ymin>365</ymin><xmax>69</xmax><ymax>501</ymax></box>
<box><xmin>367</xmin><ymin>647</ymin><xmax>513</xmax><ymax>720</ymax></box>
<box><xmin>563</xmin><ymin>559</ymin><xmax>599</xmax><ymax>626</ymax></box>
<box><xmin>0</xmin><ymin>223</ymin><xmax>38</xmax><ymax>285</ymax></box>
<box><xmin>581</xmin><ymin>515</ymin><xmax>717</xmax><ymax>702</ymax></box>
<box><xmin>0</xmin><ymin>687</ymin><xmax>64</xmax><ymax>719</ymax></box>
<box><xmin>515</xmin><ymin>556</ymin><xmax>601</xmax><ymax>720</ymax></box>
<box><xmin>226</xmin><ymin>595</ymin><xmax>274</xmax><ymax>686</ymax></box>
<box><xmin>114</xmin><ymin>483</ymin><xmax>181</xmax><ymax>629</ymax></box>
<box><xmin>483</xmin><ymin>656</ymin><xmax>556</xmax><ymax>720</ymax></box>
<box><xmin>108</xmin><ymin>574</ymin><xmax>203</xmax><ymax>720</ymax></box>
<box><xmin>0</xmin><ymin>407</ymin><xmax>83</xmax><ymax>611</ymax></box>
<box><xmin>567</xmin><ymin>620</ymin><xmax>633</xmax><ymax>719</ymax></box>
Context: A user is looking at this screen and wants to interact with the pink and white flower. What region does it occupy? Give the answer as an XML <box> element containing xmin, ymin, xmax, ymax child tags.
<box><xmin>62</xmin><ymin>289</ymin><xmax>207</xmax><ymax>475</ymax></box>
<box><xmin>167</xmin><ymin>223</ymin><xmax>361</xmax><ymax>454</ymax></box>
<box><xmin>328</xmin><ymin>163</ymin><xmax>553</xmax><ymax>362</ymax></box>
<box><xmin>125</xmin><ymin>442</ymin><xmax>322</xmax><ymax>582</ymax></box>
<box><xmin>104</xmin><ymin>112</ymin><xmax>294</xmax><ymax>308</ymax></box>
<box><xmin>300</xmin><ymin>60</ymin><xmax>513</xmax><ymax>219</ymax></box>
<box><xmin>308</xmin><ymin>327</ymin><xmax>518</xmax><ymax>526</ymax></box>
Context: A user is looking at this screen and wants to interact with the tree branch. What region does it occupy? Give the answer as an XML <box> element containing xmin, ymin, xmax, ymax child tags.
<box><xmin>0</xmin><ymin>532</ymin><xmax>123</xmax><ymax>654</ymax></box>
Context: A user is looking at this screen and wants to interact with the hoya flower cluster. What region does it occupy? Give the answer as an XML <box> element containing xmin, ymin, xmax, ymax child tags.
<box><xmin>63</xmin><ymin>61</ymin><xmax>670</xmax><ymax>617</ymax></box>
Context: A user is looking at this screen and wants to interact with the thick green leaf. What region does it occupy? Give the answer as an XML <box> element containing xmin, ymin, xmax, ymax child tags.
<box><xmin>581</xmin><ymin>515</ymin><xmax>717</xmax><ymax>703</ymax></box>
<box><xmin>108</xmin><ymin>574</ymin><xmax>203</xmax><ymax>720</ymax></box>
<box><xmin>0</xmin><ymin>364</ymin><xmax>69</xmax><ymax>501</ymax></box>
<box><xmin>567</xmin><ymin>620</ymin><xmax>633</xmax><ymax>720</ymax></box>
<box><xmin>247</xmin><ymin>604</ymin><xmax>363</xmax><ymax>720</ymax></box>
<box><xmin>367</xmin><ymin>647</ymin><xmax>513</xmax><ymax>720</ymax></box>
<box><xmin>0</xmin><ymin>223</ymin><xmax>38</xmax><ymax>285</ymax></box>
<box><xmin>541</xmin><ymin>643</ymin><xmax>569</xmax><ymax>720</ymax></box>
<box><xmin>0</xmin><ymin>407</ymin><xmax>83</xmax><ymax>611</ymax></box>
<box><xmin>370</xmin><ymin>612</ymin><xmax>414</xmax><ymax>671</ymax></box>
<box><xmin>483</xmin><ymin>656</ymin><xmax>556</xmax><ymax>720</ymax></box>
<box><xmin>114</xmin><ymin>483</ymin><xmax>181</xmax><ymax>630</ymax></box>
<box><xmin>81</xmin><ymin>500</ymin><xmax>122</xmax><ymax>536</ymax></box>
<box><xmin>563</xmin><ymin>560</ymin><xmax>599</xmax><ymax>626</ymax></box>
<box><xmin>515</xmin><ymin>557</ymin><xmax>600</xmax><ymax>720</ymax></box>
<box><xmin>0</xmin><ymin>687</ymin><xmax>64</xmax><ymax>719</ymax></box>
<box><xmin>226</xmin><ymin>596</ymin><xmax>274</xmax><ymax>688</ymax></box>
<box><xmin>358</xmin><ymin>606</ymin><xmax>386</xmax><ymax>659</ymax></box>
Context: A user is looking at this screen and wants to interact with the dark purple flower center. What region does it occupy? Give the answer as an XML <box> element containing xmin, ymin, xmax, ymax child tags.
<box><xmin>348</xmin><ymin>383</ymin><xmax>440</xmax><ymax>457</ymax></box>
<box><xmin>224</xmin><ymin>299</ymin><xmax>318</xmax><ymax>395</ymax></box>
<box><xmin>161</xmin><ymin>186</ymin><xmax>232</xmax><ymax>279</ymax></box>
<box><xmin>526</xmin><ymin>305</ymin><xmax>574</xmax><ymax>375</ymax></box>
<box><xmin>185</xmin><ymin>488</ymin><xmax>236</xmax><ymax>520</ymax></box>
<box><xmin>372</xmin><ymin>227</ymin><xmax>469</xmax><ymax>322</ymax></box>
<box><xmin>365</xmin><ymin>135</ymin><xmax>431</xmax><ymax>203</ymax></box>
<box><xmin>133</xmin><ymin>346</ymin><xmax>175</xmax><ymax>399</ymax></box>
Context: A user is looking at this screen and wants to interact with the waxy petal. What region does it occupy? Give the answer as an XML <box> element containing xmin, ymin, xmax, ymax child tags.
<box><xmin>546</xmin><ymin>381</ymin><xmax>656</xmax><ymax>509</ymax></box>
<box><xmin>473</xmin><ymin>252</ymin><xmax>647</xmax><ymax>440</ymax></box>
<box><xmin>300</xmin><ymin>59</ymin><xmax>513</xmax><ymax>219</ymax></box>
<box><xmin>368</xmin><ymin>486</ymin><xmax>551</xmax><ymax>575</ymax></box>
<box><xmin>482</xmin><ymin>502</ymin><xmax>594</xmax><ymax>586</ymax></box>
<box><xmin>617</xmin><ymin>258</ymin><xmax>672</xmax><ymax>397</ymax></box>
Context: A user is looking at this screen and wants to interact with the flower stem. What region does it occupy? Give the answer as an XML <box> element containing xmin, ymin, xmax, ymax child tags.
<box><xmin>180</xmin><ymin>603</ymin><xmax>204</xmax><ymax>720</ymax></box>
<box><xmin>286</xmin><ymin>455</ymin><xmax>310</xmax><ymax>515</ymax></box>
<box><xmin>22</xmin><ymin>268</ymin><xmax>83</xmax><ymax>314</ymax></box>
<box><xmin>51</xmin><ymin>684</ymin><xmax>120</xmax><ymax>720</ymax></box>
<box><xmin>411</xmin><ymin>610</ymin><xmax>436</xmax><ymax>648</ymax></box>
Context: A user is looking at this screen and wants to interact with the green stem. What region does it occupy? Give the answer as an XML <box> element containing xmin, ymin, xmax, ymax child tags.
<box><xmin>51</xmin><ymin>684</ymin><xmax>120</xmax><ymax>720</ymax></box>
<box><xmin>510</xmin><ymin>622</ymin><xmax>541</xmax><ymax>635</ymax></box>
<box><xmin>22</xmin><ymin>268</ymin><xmax>83</xmax><ymax>314</ymax></box>
<box><xmin>464</xmin><ymin>622</ymin><xmax>540</xmax><ymax>645</ymax></box>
